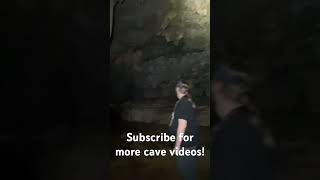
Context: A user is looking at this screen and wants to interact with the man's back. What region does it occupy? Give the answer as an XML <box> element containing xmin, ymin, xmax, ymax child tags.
<box><xmin>212</xmin><ymin>106</ymin><xmax>273</xmax><ymax>180</ymax></box>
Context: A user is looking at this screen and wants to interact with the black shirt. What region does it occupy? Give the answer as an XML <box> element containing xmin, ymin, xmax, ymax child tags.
<box><xmin>212</xmin><ymin>106</ymin><xmax>273</xmax><ymax>180</ymax></box>
<box><xmin>169</xmin><ymin>97</ymin><xmax>200</xmax><ymax>147</ymax></box>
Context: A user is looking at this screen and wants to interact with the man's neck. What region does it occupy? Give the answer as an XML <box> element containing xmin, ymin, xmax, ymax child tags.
<box><xmin>177</xmin><ymin>94</ymin><xmax>185</xmax><ymax>99</ymax></box>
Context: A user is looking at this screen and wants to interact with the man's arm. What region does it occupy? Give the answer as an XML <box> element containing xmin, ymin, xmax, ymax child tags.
<box><xmin>174</xmin><ymin>119</ymin><xmax>187</xmax><ymax>150</ymax></box>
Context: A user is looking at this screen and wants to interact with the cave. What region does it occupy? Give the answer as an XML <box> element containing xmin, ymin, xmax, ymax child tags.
<box><xmin>5</xmin><ymin>0</ymin><xmax>320</xmax><ymax>179</ymax></box>
<box><xmin>110</xmin><ymin>0</ymin><xmax>210</xmax><ymax>179</ymax></box>
<box><xmin>110</xmin><ymin>0</ymin><xmax>320</xmax><ymax>179</ymax></box>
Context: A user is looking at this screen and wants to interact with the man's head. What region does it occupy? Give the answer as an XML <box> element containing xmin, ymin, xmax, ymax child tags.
<box><xmin>175</xmin><ymin>81</ymin><xmax>190</xmax><ymax>99</ymax></box>
<box><xmin>212</xmin><ymin>62</ymin><xmax>252</xmax><ymax>117</ymax></box>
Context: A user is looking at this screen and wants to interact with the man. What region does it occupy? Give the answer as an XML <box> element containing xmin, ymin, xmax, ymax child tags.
<box><xmin>211</xmin><ymin>62</ymin><xmax>275</xmax><ymax>180</ymax></box>
<box><xmin>169</xmin><ymin>81</ymin><xmax>200</xmax><ymax>180</ymax></box>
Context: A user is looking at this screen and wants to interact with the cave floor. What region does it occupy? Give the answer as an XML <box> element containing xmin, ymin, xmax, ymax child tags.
<box><xmin>111</xmin><ymin>122</ymin><xmax>211</xmax><ymax>180</ymax></box>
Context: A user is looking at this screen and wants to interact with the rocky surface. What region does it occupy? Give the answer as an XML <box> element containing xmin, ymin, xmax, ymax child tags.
<box><xmin>110</xmin><ymin>49</ymin><xmax>210</xmax><ymax>126</ymax></box>
<box><xmin>111</xmin><ymin>0</ymin><xmax>210</xmax><ymax>56</ymax></box>
<box><xmin>111</xmin><ymin>51</ymin><xmax>210</xmax><ymax>126</ymax></box>
<box><xmin>110</xmin><ymin>0</ymin><xmax>210</xmax><ymax>126</ymax></box>
<box><xmin>110</xmin><ymin>50</ymin><xmax>210</xmax><ymax>101</ymax></box>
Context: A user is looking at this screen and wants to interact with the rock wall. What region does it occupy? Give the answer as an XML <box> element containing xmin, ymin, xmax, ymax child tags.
<box><xmin>111</xmin><ymin>50</ymin><xmax>210</xmax><ymax>101</ymax></box>
<box><xmin>110</xmin><ymin>0</ymin><xmax>210</xmax><ymax>125</ymax></box>
<box><xmin>111</xmin><ymin>0</ymin><xmax>210</xmax><ymax>56</ymax></box>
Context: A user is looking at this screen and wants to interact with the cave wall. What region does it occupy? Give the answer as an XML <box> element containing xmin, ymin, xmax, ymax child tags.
<box><xmin>111</xmin><ymin>0</ymin><xmax>210</xmax><ymax>55</ymax></box>
<box><xmin>110</xmin><ymin>0</ymin><xmax>210</xmax><ymax>102</ymax></box>
<box><xmin>110</xmin><ymin>0</ymin><xmax>210</xmax><ymax>125</ymax></box>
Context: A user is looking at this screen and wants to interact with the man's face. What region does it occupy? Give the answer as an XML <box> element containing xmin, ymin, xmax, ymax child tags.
<box><xmin>212</xmin><ymin>80</ymin><xmax>222</xmax><ymax>103</ymax></box>
<box><xmin>175</xmin><ymin>87</ymin><xmax>181</xmax><ymax>98</ymax></box>
<box><xmin>212</xmin><ymin>80</ymin><xmax>229</xmax><ymax>118</ymax></box>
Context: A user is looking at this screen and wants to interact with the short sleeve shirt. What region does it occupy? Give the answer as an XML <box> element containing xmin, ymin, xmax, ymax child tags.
<box><xmin>169</xmin><ymin>97</ymin><xmax>200</xmax><ymax>147</ymax></box>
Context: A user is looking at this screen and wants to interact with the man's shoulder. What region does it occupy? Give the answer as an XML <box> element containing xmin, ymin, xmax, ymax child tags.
<box><xmin>178</xmin><ymin>98</ymin><xmax>192</xmax><ymax>106</ymax></box>
<box><xmin>222</xmin><ymin>108</ymin><xmax>259</xmax><ymax>132</ymax></box>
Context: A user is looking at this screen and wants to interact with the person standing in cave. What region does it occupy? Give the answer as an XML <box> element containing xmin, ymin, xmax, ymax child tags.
<box><xmin>211</xmin><ymin>62</ymin><xmax>275</xmax><ymax>180</ymax></box>
<box><xmin>168</xmin><ymin>81</ymin><xmax>200</xmax><ymax>180</ymax></box>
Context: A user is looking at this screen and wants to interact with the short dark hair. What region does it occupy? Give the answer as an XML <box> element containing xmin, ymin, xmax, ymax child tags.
<box><xmin>176</xmin><ymin>81</ymin><xmax>190</xmax><ymax>93</ymax></box>
<box><xmin>176</xmin><ymin>81</ymin><xmax>196</xmax><ymax>108</ymax></box>
<box><xmin>213</xmin><ymin>61</ymin><xmax>252</xmax><ymax>102</ymax></box>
